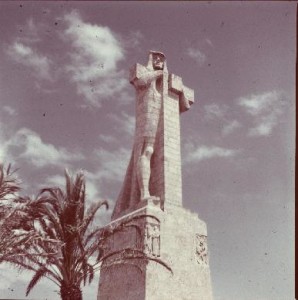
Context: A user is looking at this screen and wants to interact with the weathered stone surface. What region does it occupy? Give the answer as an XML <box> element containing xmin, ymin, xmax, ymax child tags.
<box><xmin>98</xmin><ymin>51</ymin><xmax>213</xmax><ymax>300</ymax></box>
<box><xmin>98</xmin><ymin>203</ymin><xmax>213</xmax><ymax>300</ymax></box>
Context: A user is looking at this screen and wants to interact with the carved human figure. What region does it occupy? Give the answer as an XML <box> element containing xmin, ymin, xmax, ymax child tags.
<box><xmin>111</xmin><ymin>51</ymin><xmax>168</xmax><ymax>219</ymax></box>
<box><xmin>111</xmin><ymin>51</ymin><xmax>194</xmax><ymax>220</ymax></box>
<box><xmin>144</xmin><ymin>223</ymin><xmax>160</xmax><ymax>257</ymax></box>
<box><xmin>151</xmin><ymin>225</ymin><xmax>160</xmax><ymax>257</ymax></box>
<box><xmin>133</xmin><ymin>51</ymin><xmax>167</xmax><ymax>201</ymax></box>
<box><xmin>144</xmin><ymin>224</ymin><xmax>152</xmax><ymax>255</ymax></box>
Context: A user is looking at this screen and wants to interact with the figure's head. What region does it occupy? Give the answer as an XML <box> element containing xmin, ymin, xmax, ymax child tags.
<box><xmin>152</xmin><ymin>52</ymin><xmax>165</xmax><ymax>70</ymax></box>
<box><xmin>148</xmin><ymin>51</ymin><xmax>166</xmax><ymax>70</ymax></box>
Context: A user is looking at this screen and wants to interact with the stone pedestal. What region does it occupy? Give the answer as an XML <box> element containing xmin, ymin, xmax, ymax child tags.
<box><xmin>98</xmin><ymin>201</ymin><xmax>213</xmax><ymax>300</ymax></box>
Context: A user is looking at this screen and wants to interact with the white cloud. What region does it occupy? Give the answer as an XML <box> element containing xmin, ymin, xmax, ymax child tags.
<box><xmin>64</xmin><ymin>11</ymin><xmax>123</xmax><ymax>77</ymax></box>
<box><xmin>74</xmin><ymin>71</ymin><xmax>127</xmax><ymax>106</ymax></box>
<box><xmin>185</xmin><ymin>145</ymin><xmax>239</xmax><ymax>163</ymax></box>
<box><xmin>20</xmin><ymin>18</ymin><xmax>42</xmax><ymax>44</ymax></box>
<box><xmin>92</xmin><ymin>147</ymin><xmax>130</xmax><ymax>182</ymax></box>
<box><xmin>7</xmin><ymin>42</ymin><xmax>52</xmax><ymax>80</ymax></box>
<box><xmin>222</xmin><ymin>120</ymin><xmax>242</xmax><ymax>136</ymax></box>
<box><xmin>2</xmin><ymin>105</ymin><xmax>17</xmax><ymax>116</ymax></box>
<box><xmin>45</xmin><ymin>174</ymin><xmax>65</xmax><ymax>188</ymax></box>
<box><xmin>248</xmin><ymin>114</ymin><xmax>279</xmax><ymax>137</ymax></box>
<box><xmin>63</xmin><ymin>11</ymin><xmax>127</xmax><ymax>107</ymax></box>
<box><xmin>237</xmin><ymin>91</ymin><xmax>287</xmax><ymax>136</ymax></box>
<box><xmin>0</xmin><ymin>264</ymin><xmax>60</xmax><ymax>300</ymax></box>
<box><xmin>0</xmin><ymin>123</ymin><xmax>6</xmax><ymax>163</ymax></box>
<box><xmin>121</xmin><ymin>30</ymin><xmax>144</xmax><ymax>49</ymax></box>
<box><xmin>204</xmin><ymin>103</ymin><xmax>227</xmax><ymax>120</ymax></box>
<box><xmin>108</xmin><ymin>111</ymin><xmax>135</xmax><ymax>136</ymax></box>
<box><xmin>2</xmin><ymin>128</ymin><xmax>84</xmax><ymax>168</ymax></box>
<box><xmin>85</xmin><ymin>176</ymin><xmax>101</xmax><ymax>200</ymax></box>
<box><xmin>203</xmin><ymin>103</ymin><xmax>241</xmax><ymax>136</ymax></box>
<box><xmin>6</xmin><ymin>13</ymin><xmax>130</xmax><ymax>108</ymax></box>
<box><xmin>205</xmin><ymin>38</ymin><xmax>213</xmax><ymax>47</ymax></box>
<box><xmin>99</xmin><ymin>134</ymin><xmax>117</xmax><ymax>143</ymax></box>
<box><xmin>238</xmin><ymin>91</ymin><xmax>279</xmax><ymax>115</ymax></box>
<box><xmin>0</xmin><ymin>147</ymin><xmax>5</xmax><ymax>163</ymax></box>
<box><xmin>0</xmin><ymin>120</ymin><xmax>14</xmax><ymax>163</ymax></box>
<box><xmin>16</xmin><ymin>18</ymin><xmax>50</xmax><ymax>45</ymax></box>
<box><xmin>187</xmin><ymin>47</ymin><xmax>206</xmax><ymax>65</ymax></box>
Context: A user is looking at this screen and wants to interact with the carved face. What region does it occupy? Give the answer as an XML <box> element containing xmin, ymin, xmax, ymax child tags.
<box><xmin>152</xmin><ymin>54</ymin><xmax>164</xmax><ymax>70</ymax></box>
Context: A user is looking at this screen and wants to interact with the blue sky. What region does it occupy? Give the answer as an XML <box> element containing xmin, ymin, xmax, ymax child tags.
<box><xmin>0</xmin><ymin>1</ymin><xmax>295</xmax><ymax>300</ymax></box>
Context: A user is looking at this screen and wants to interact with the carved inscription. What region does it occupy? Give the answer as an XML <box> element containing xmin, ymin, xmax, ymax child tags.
<box><xmin>195</xmin><ymin>234</ymin><xmax>208</xmax><ymax>265</ymax></box>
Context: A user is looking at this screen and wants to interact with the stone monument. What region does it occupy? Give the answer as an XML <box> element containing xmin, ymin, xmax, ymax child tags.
<box><xmin>97</xmin><ymin>51</ymin><xmax>213</xmax><ymax>300</ymax></box>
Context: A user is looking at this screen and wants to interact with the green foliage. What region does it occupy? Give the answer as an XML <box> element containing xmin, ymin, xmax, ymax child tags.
<box><xmin>0</xmin><ymin>163</ymin><xmax>27</xmax><ymax>262</ymax></box>
<box><xmin>0</xmin><ymin>163</ymin><xmax>20</xmax><ymax>201</ymax></box>
<box><xmin>3</xmin><ymin>170</ymin><xmax>108</xmax><ymax>300</ymax></box>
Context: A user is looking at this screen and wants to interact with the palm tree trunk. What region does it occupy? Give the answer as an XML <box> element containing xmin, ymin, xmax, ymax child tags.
<box><xmin>60</xmin><ymin>282</ymin><xmax>82</xmax><ymax>300</ymax></box>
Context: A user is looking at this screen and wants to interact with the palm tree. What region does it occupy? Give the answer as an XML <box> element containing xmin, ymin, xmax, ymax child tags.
<box><xmin>0</xmin><ymin>195</ymin><xmax>59</xmax><ymax>262</ymax></box>
<box><xmin>0</xmin><ymin>163</ymin><xmax>20</xmax><ymax>202</ymax></box>
<box><xmin>6</xmin><ymin>170</ymin><xmax>108</xmax><ymax>300</ymax></box>
<box><xmin>0</xmin><ymin>164</ymin><xmax>58</xmax><ymax>264</ymax></box>
<box><xmin>0</xmin><ymin>163</ymin><xmax>23</xmax><ymax>261</ymax></box>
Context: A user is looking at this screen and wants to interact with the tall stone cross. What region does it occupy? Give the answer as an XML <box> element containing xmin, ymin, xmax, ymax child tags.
<box><xmin>98</xmin><ymin>51</ymin><xmax>213</xmax><ymax>300</ymax></box>
<box><xmin>112</xmin><ymin>51</ymin><xmax>194</xmax><ymax>219</ymax></box>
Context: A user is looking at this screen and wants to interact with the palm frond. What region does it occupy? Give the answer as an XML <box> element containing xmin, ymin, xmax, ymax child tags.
<box><xmin>88</xmin><ymin>263</ymin><xmax>94</xmax><ymax>284</ymax></box>
<box><xmin>0</xmin><ymin>164</ymin><xmax>21</xmax><ymax>200</ymax></box>
<box><xmin>65</xmin><ymin>169</ymin><xmax>73</xmax><ymax>201</ymax></box>
<box><xmin>26</xmin><ymin>266</ymin><xmax>48</xmax><ymax>296</ymax></box>
<box><xmin>81</xmin><ymin>200</ymin><xmax>108</xmax><ymax>236</ymax></box>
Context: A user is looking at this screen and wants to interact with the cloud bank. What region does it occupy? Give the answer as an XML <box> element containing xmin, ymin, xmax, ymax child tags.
<box><xmin>1</xmin><ymin>128</ymin><xmax>84</xmax><ymax>168</ymax></box>
<box><xmin>7</xmin><ymin>42</ymin><xmax>52</xmax><ymax>80</ymax></box>
<box><xmin>237</xmin><ymin>91</ymin><xmax>287</xmax><ymax>136</ymax></box>
<box><xmin>63</xmin><ymin>11</ymin><xmax>127</xmax><ymax>107</ymax></box>
<box><xmin>185</xmin><ymin>145</ymin><xmax>239</xmax><ymax>163</ymax></box>
<box><xmin>203</xmin><ymin>103</ymin><xmax>241</xmax><ymax>136</ymax></box>
<box><xmin>187</xmin><ymin>47</ymin><xmax>206</xmax><ymax>66</ymax></box>
<box><xmin>6</xmin><ymin>11</ymin><xmax>130</xmax><ymax>108</ymax></box>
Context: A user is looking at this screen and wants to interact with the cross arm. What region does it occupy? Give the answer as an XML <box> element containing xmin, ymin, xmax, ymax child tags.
<box><xmin>168</xmin><ymin>74</ymin><xmax>194</xmax><ymax>113</ymax></box>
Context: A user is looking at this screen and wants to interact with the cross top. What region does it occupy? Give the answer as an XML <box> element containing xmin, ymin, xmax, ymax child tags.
<box><xmin>129</xmin><ymin>52</ymin><xmax>194</xmax><ymax>113</ymax></box>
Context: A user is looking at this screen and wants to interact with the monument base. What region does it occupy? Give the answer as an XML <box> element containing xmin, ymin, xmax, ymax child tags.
<box><xmin>97</xmin><ymin>202</ymin><xmax>213</xmax><ymax>300</ymax></box>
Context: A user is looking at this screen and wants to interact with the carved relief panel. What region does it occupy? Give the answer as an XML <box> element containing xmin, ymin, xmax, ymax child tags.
<box><xmin>195</xmin><ymin>234</ymin><xmax>208</xmax><ymax>265</ymax></box>
<box><xmin>101</xmin><ymin>215</ymin><xmax>161</xmax><ymax>260</ymax></box>
<box><xmin>100</xmin><ymin>214</ymin><xmax>174</xmax><ymax>274</ymax></box>
<box><xmin>144</xmin><ymin>223</ymin><xmax>160</xmax><ymax>257</ymax></box>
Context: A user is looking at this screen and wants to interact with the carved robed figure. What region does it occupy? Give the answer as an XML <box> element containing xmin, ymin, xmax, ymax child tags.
<box><xmin>112</xmin><ymin>51</ymin><xmax>166</xmax><ymax>219</ymax></box>
<box><xmin>112</xmin><ymin>51</ymin><xmax>193</xmax><ymax>220</ymax></box>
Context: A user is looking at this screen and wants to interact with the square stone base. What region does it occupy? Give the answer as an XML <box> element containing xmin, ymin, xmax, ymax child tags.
<box><xmin>98</xmin><ymin>202</ymin><xmax>213</xmax><ymax>300</ymax></box>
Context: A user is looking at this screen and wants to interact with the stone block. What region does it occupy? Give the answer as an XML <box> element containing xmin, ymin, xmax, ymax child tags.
<box><xmin>180</xmin><ymin>86</ymin><xmax>194</xmax><ymax>112</ymax></box>
<box><xmin>169</xmin><ymin>73</ymin><xmax>183</xmax><ymax>93</ymax></box>
<box><xmin>129</xmin><ymin>63</ymin><xmax>148</xmax><ymax>84</ymax></box>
